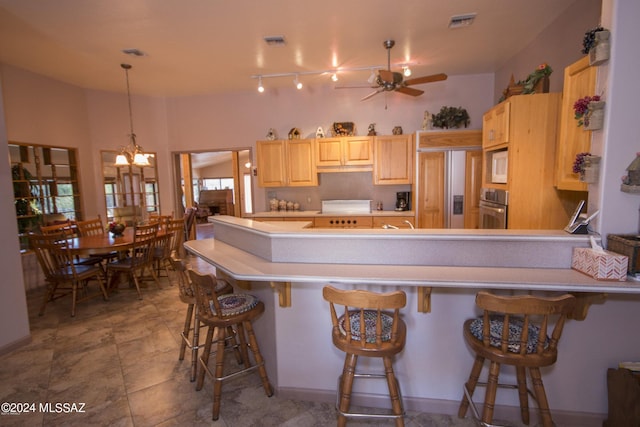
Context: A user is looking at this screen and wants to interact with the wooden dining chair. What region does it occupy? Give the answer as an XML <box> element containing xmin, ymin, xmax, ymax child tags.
<box><xmin>75</xmin><ymin>215</ymin><xmax>118</xmax><ymax>263</ymax></box>
<box><xmin>28</xmin><ymin>232</ymin><xmax>109</xmax><ymax>317</ymax></box>
<box><xmin>458</xmin><ymin>291</ymin><xmax>577</xmax><ymax>427</ymax></box>
<box><xmin>40</xmin><ymin>219</ymin><xmax>103</xmax><ymax>267</ymax></box>
<box><xmin>323</xmin><ymin>285</ymin><xmax>407</xmax><ymax>427</ymax></box>
<box><xmin>189</xmin><ymin>268</ymin><xmax>273</xmax><ymax>420</ymax></box>
<box><xmin>106</xmin><ymin>222</ymin><xmax>160</xmax><ymax>299</ymax></box>
<box><xmin>170</xmin><ymin>256</ymin><xmax>233</xmax><ymax>381</ymax></box>
<box><xmin>153</xmin><ymin>218</ymin><xmax>186</xmax><ymax>276</ymax></box>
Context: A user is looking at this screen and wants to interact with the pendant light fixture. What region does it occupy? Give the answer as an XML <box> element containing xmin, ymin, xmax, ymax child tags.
<box><xmin>114</xmin><ymin>63</ymin><xmax>150</xmax><ymax>167</ymax></box>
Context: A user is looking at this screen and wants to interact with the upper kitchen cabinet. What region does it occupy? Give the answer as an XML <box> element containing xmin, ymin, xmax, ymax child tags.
<box><xmin>316</xmin><ymin>136</ymin><xmax>373</xmax><ymax>172</ymax></box>
<box><xmin>482</xmin><ymin>93</ymin><xmax>571</xmax><ymax>229</ymax></box>
<box><xmin>555</xmin><ymin>56</ymin><xmax>597</xmax><ymax>191</ymax></box>
<box><xmin>256</xmin><ymin>139</ymin><xmax>318</xmax><ymax>187</ymax></box>
<box><xmin>373</xmin><ymin>134</ymin><xmax>415</xmax><ymax>185</ymax></box>
<box><xmin>482</xmin><ymin>101</ymin><xmax>510</xmax><ymax>149</ymax></box>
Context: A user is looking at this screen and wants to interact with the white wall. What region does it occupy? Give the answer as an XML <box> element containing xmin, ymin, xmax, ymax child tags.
<box><xmin>0</xmin><ymin>77</ymin><xmax>31</xmax><ymax>353</ymax></box>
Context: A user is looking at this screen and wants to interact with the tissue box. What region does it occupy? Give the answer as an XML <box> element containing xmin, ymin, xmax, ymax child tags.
<box><xmin>571</xmin><ymin>247</ymin><xmax>629</xmax><ymax>281</ymax></box>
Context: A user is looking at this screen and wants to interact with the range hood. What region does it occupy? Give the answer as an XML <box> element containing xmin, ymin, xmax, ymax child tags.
<box><xmin>321</xmin><ymin>200</ymin><xmax>372</xmax><ymax>214</ymax></box>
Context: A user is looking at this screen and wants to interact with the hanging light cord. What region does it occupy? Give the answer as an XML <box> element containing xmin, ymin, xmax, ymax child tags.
<box><xmin>122</xmin><ymin>64</ymin><xmax>137</xmax><ymax>144</ymax></box>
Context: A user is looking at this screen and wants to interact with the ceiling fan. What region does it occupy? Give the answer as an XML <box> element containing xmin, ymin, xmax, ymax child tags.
<box><xmin>340</xmin><ymin>40</ymin><xmax>447</xmax><ymax>101</ymax></box>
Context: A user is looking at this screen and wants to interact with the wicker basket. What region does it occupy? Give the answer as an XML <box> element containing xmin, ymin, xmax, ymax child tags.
<box><xmin>607</xmin><ymin>234</ymin><xmax>640</xmax><ymax>274</ymax></box>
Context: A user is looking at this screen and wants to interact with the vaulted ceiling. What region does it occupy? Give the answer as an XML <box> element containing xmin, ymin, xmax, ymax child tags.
<box><xmin>0</xmin><ymin>0</ymin><xmax>577</xmax><ymax>97</ymax></box>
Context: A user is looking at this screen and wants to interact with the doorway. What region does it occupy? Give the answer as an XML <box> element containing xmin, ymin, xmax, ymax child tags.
<box><xmin>172</xmin><ymin>149</ymin><xmax>253</xmax><ymax>220</ymax></box>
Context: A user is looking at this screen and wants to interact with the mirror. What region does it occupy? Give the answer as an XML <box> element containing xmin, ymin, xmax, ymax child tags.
<box><xmin>101</xmin><ymin>150</ymin><xmax>160</xmax><ymax>224</ymax></box>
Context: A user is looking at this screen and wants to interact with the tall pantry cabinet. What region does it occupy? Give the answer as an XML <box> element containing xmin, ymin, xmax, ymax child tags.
<box><xmin>482</xmin><ymin>93</ymin><xmax>574</xmax><ymax>229</ymax></box>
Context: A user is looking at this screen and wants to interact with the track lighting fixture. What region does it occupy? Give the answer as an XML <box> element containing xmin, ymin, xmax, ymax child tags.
<box><xmin>250</xmin><ymin>65</ymin><xmax>383</xmax><ymax>90</ymax></box>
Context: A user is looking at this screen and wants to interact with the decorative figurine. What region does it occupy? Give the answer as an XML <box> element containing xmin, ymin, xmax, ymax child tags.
<box><xmin>422</xmin><ymin>111</ymin><xmax>433</xmax><ymax>130</ymax></box>
<box><xmin>266</xmin><ymin>128</ymin><xmax>277</xmax><ymax>140</ymax></box>
<box><xmin>288</xmin><ymin>128</ymin><xmax>301</xmax><ymax>139</ymax></box>
<box><xmin>392</xmin><ymin>126</ymin><xmax>403</xmax><ymax>135</ymax></box>
<box><xmin>367</xmin><ymin>123</ymin><xmax>377</xmax><ymax>136</ymax></box>
<box><xmin>316</xmin><ymin>126</ymin><xmax>325</xmax><ymax>138</ymax></box>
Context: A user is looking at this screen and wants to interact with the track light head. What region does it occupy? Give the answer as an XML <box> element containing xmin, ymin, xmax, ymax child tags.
<box><xmin>403</xmin><ymin>66</ymin><xmax>412</xmax><ymax>77</ymax></box>
<box><xmin>257</xmin><ymin>76</ymin><xmax>264</xmax><ymax>93</ymax></box>
<box><xmin>294</xmin><ymin>75</ymin><xmax>303</xmax><ymax>90</ymax></box>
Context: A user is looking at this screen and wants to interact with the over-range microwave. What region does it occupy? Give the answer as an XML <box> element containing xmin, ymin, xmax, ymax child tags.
<box><xmin>491</xmin><ymin>150</ymin><xmax>508</xmax><ymax>184</ymax></box>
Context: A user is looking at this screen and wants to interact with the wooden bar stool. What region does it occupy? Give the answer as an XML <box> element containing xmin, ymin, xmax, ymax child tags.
<box><xmin>170</xmin><ymin>256</ymin><xmax>233</xmax><ymax>382</ymax></box>
<box><xmin>323</xmin><ymin>285</ymin><xmax>407</xmax><ymax>427</ymax></box>
<box><xmin>189</xmin><ymin>269</ymin><xmax>273</xmax><ymax>420</ymax></box>
<box><xmin>458</xmin><ymin>291</ymin><xmax>576</xmax><ymax>427</ymax></box>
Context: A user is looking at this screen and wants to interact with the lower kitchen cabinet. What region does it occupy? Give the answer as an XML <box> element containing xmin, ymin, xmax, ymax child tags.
<box><xmin>372</xmin><ymin>216</ymin><xmax>415</xmax><ymax>229</ymax></box>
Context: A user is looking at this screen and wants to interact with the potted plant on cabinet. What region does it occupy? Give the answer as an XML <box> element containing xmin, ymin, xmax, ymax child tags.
<box><xmin>431</xmin><ymin>106</ymin><xmax>470</xmax><ymax>129</ymax></box>
<box><xmin>574</xmin><ymin>95</ymin><xmax>604</xmax><ymax>130</ymax></box>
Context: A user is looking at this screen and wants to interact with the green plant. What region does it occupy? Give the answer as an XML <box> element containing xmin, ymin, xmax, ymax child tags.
<box><xmin>12</xmin><ymin>164</ymin><xmax>42</xmax><ymax>234</ymax></box>
<box><xmin>521</xmin><ymin>63</ymin><xmax>553</xmax><ymax>94</ymax></box>
<box><xmin>431</xmin><ymin>106</ymin><xmax>470</xmax><ymax>129</ymax></box>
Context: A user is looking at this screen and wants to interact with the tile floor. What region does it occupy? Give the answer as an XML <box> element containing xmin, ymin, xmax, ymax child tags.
<box><xmin>1</xmin><ymin>259</ymin><xmax>485</xmax><ymax>427</ymax></box>
<box><xmin>0</xmin><ymin>225</ymin><xmax>516</xmax><ymax>426</ymax></box>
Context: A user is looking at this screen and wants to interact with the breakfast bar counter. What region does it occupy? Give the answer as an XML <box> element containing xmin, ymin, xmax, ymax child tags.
<box><xmin>184</xmin><ymin>216</ymin><xmax>640</xmax><ymax>424</ymax></box>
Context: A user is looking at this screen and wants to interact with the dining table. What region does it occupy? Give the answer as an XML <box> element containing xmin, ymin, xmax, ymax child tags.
<box><xmin>66</xmin><ymin>227</ymin><xmax>166</xmax><ymax>293</ymax></box>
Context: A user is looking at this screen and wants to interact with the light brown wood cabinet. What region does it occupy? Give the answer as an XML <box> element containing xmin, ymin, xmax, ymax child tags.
<box><xmin>482</xmin><ymin>101</ymin><xmax>510</xmax><ymax>149</ymax></box>
<box><xmin>373</xmin><ymin>134</ymin><xmax>415</xmax><ymax>185</ymax></box>
<box><xmin>316</xmin><ymin>136</ymin><xmax>372</xmax><ymax>171</ymax></box>
<box><xmin>256</xmin><ymin>139</ymin><xmax>318</xmax><ymax>187</ymax></box>
<box><xmin>416</xmin><ymin>130</ymin><xmax>482</xmax><ymax>229</ymax></box>
<box><xmin>372</xmin><ymin>216</ymin><xmax>415</xmax><ymax>229</ymax></box>
<box><xmin>482</xmin><ymin>93</ymin><xmax>578</xmax><ymax>229</ymax></box>
<box><xmin>555</xmin><ymin>56</ymin><xmax>597</xmax><ymax>191</ymax></box>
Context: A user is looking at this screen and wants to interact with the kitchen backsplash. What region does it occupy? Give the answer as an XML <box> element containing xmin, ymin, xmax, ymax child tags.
<box><xmin>263</xmin><ymin>172</ymin><xmax>411</xmax><ymax>212</ymax></box>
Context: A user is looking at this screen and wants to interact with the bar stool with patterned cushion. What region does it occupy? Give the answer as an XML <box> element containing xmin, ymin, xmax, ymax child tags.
<box><xmin>170</xmin><ymin>256</ymin><xmax>233</xmax><ymax>382</ymax></box>
<box><xmin>458</xmin><ymin>291</ymin><xmax>576</xmax><ymax>427</ymax></box>
<box><xmin>188</xmin><ymin>268</ymin><xmax>273</xmax><ymax>420</ymax></box>
<box><xmin>323</xmin><ymin>285</ymin><xmax>407</xmax><ymax>427</ymax></box>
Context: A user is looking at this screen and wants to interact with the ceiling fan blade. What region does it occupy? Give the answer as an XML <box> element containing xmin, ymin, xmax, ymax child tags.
<box><xmin>396</xmin><ymin>86</ymin><xmax>424</xmax><ymax>97</ymax></box>
<box><xmin>361</xmin><ymin>89</ymin><xmax>383</xmax><ymax>101</ymax></box>
<box><xmin>404</xmin><ymin>73</ymin><xmax>448</xmax><ymax>86</ymax></box>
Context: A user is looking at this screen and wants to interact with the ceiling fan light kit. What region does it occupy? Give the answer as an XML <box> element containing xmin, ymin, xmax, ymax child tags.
<box><xmin>251</xmin><ymin>39</ymin><xmax>446</xmax><ymax>99</ymax></box>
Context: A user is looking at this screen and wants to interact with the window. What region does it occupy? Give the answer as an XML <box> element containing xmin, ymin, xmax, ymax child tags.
<box><xmin>9</xmin><ymin>142</ymin><xmax>83</xmax><ymax>249</ymax></box>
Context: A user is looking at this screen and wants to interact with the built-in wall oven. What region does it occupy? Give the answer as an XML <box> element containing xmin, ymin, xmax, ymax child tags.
<box><xmin>479</xmin><ymin>188</ymin><xmax>508</xmax><ymax>229</ymax></box>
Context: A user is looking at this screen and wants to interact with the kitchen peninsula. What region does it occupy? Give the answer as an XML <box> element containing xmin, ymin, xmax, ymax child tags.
<box><xmin>184</xmin><ymin>216</ymin><xmax>640</xmax><ymax>425</ymax></box>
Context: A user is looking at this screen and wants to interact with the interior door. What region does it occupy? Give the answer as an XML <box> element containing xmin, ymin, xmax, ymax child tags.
<box><xmin>418</xmin><ymin>151</ymin><xmax>445</xmax><ymax>228</ymax></box>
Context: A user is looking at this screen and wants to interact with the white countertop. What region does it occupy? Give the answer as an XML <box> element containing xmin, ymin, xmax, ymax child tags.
<box><xmin>250</xmin><ymin>210</ymin><xmax>415</xmax><ymax>217</ymax></box>
<box><xmin>186</xmin><ymin>216</ymin><xmax>640</xmax><ymax>294</ymax></box>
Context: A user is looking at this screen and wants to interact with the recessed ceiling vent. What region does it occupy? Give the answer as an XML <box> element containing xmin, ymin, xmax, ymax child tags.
<box><xmin>449</xmin><ymin>13</ymin><xmax>477</xmax><ymax>29</ymax></box>
<box><xmin>122</xmin><ymin>48</ymin><xmax>147</xmax><ymax>57</ymax></box>
<box><xmin>263</xmin><ymin>35</ymin><xmax>286</xmax><ymax>46</ymax></box>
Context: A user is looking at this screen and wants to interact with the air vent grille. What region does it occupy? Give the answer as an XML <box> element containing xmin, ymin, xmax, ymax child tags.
<box><xmin>263</xmin><ymin>36</ymin><xmax>286</xmax><ymax>46</ymax></box>
<box><xmin>449</xmin><ymin>13</ymin><xmax>477</xmax><ymax>29</ymax></box>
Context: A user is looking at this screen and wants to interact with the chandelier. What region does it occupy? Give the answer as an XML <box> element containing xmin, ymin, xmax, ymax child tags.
<box><xmin>114</xmin><ymin>63</ymin><xmax>150</xmax><ymax>167</ymax></box>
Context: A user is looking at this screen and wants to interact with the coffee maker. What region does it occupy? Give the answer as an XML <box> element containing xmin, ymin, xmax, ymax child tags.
<box><xmin>395</xmin><ymin>191</ymin><xmax>411</xmax><ymax>211</ymax></box>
